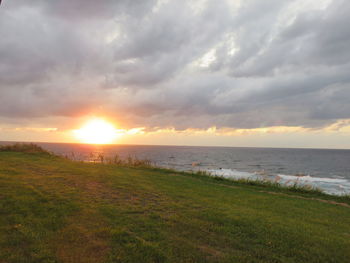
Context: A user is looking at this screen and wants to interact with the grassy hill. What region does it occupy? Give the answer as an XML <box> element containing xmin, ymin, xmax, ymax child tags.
<box><xmin>0</xmin><ymin>149</ymin><xmax>349</xmax><ymax>263</ymax></box>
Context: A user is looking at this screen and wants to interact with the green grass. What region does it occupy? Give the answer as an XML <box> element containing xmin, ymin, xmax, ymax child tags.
<box><xmin>0</xmin><ymin>151</ymin><xmax>349</xmax><ymax>263</ymax></box>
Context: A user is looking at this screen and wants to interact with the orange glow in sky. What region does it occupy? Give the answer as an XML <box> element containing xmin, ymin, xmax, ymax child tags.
<box><xmin>74</xmin><ymin>119</ymin><xmax>119</xmax><ymax>144</ymax></box>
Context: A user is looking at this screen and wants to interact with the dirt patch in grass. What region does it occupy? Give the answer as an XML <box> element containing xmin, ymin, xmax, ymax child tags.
<box><xmin>198</xmin><ymin>244</ymin><xmax>225</xmax><ymax>261</ymax></box>
<box><xmin>83</xmin><ymin>180</ymin><xmax>120</xmax><ymax>200</ymax></box>
<box><xmin>53</xmin><ymin>211</ymin><xmax>110</xmax><ymax>263</ymax></box>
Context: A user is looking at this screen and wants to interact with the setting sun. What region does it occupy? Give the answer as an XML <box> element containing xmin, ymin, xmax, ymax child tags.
<box><xmin>74</xmin><ymin>119</ymin><xmax>119</xmax><ymax>144</ymax></box>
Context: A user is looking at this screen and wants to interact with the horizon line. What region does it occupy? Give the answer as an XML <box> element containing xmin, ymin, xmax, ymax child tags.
<box><xmin>1</xmin><ymin>140</ymin><xmax>349</xmax><ymax>151</ymax></box>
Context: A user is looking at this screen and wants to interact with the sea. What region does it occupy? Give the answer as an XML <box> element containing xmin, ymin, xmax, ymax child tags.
<box><xmin>2</xmin><ymin>142</ymin><xmax>350</xmax><ymax>196</ymax></box>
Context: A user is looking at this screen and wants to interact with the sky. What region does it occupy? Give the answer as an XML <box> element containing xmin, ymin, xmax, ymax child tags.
<box><xmin>1</xmin><ymin>0</ymin><xmax>350</xmax><ymax>148</ymax></box>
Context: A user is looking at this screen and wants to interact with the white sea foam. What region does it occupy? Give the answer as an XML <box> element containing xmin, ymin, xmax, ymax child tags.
<box><xmin>208</xmin><ymin>168</ymin><xmax>350</xmax><ymax>196</ymax></box>
<box><xmin>208</xmin><ymin>169</ymin><xmax>256</xmax><ymax>179</ymax></box>
<box><xmin>276</xmin><ymin>174</ymin><xmax>348</xmax><ymax>183</ymax></box>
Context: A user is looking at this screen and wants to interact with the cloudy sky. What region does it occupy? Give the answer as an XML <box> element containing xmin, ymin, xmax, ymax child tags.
<box><xmin>1</xmin><ymin>0</ymin><xmax>350</xmax><ymax>148</ymax></box>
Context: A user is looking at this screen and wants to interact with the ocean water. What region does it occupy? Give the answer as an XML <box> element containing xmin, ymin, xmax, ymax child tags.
<box><xmin>3</xmin><ymin>142</ymin><xmax>350</xmax><ymax>196</ymax></box>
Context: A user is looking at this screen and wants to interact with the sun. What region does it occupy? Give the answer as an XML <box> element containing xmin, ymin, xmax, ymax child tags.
<box><xmin>74</xmin><ymin>119</ymin><xmax>119</xmax><ymax>144</ymax></box>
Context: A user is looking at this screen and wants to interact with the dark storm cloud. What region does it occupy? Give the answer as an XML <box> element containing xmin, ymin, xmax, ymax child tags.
<box><xmin>0</xmin><ymin>0</ymin><xmax>350</xmax><ymax>130</ymax></box>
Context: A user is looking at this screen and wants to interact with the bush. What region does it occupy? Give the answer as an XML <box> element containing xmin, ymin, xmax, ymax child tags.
<box><xmin>0</xmin><ymin>143</ymin><xmax>51</xmax><ymax>154</ymax></box>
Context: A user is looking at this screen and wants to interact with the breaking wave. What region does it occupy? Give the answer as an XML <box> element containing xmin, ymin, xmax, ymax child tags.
<box><xmin>208</xmin><ymin>168</ymin><xmax>350</xmax><ymax>196</ymax></box>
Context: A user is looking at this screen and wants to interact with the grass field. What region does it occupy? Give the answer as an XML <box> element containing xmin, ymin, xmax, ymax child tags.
<box><xmin>0</xmin><ymin>149</ymin><xmax>349</xmax><ymax>263</ymax></box>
